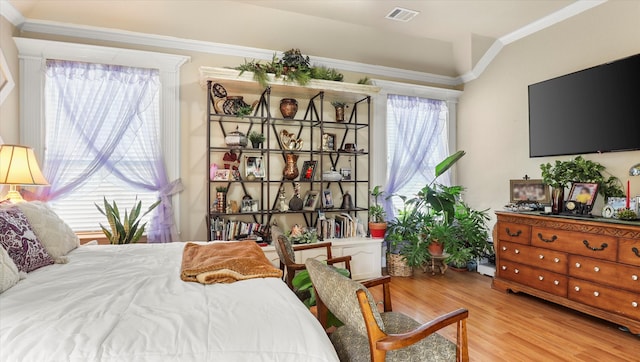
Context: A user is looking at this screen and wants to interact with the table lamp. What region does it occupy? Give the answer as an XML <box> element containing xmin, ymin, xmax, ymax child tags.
<box><xmin>0</xmin><ymin>144</ymin><xmax>49</xmax><ymax>203</ymax></box>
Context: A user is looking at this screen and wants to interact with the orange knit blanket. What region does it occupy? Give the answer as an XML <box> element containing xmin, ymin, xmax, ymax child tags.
<box><xmin>180</xmin><ymin>241</ymin><xmax>283</xmax><ymax>284</ymax></box>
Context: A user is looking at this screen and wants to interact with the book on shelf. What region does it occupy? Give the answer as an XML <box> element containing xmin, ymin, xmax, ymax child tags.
<box><xmin>316</xmin><ymin>213</ymin><xmax>359</xmax><ymax>240</ymax></box>
<box><xmin>210</xmin><ymin>217</ymin><xmax>267</xmax><ymax>241</ymax></box>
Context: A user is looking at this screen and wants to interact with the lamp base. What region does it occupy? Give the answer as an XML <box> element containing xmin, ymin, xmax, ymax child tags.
<box><xmin>2</xmin><ymin>186</ymin><xmax>25</xmax><ymax>203</ymax></box>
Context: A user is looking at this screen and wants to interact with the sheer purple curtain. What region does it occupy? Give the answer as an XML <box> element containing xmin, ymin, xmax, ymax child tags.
<box><xmin>382</xmin><ymin>95</ymin><xmax>446</xmax><ymax>219</ymax></box>
<box><xmin>39</xmin><ymin>60</ymin><xmax>181</xmax><ymax>242</ymax></box>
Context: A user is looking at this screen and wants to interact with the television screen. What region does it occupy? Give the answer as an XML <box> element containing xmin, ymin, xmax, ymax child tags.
<box><xmin>528</xmin><ymin>54</ymin><xmax>640</xmax><ymax>157</ymax></box>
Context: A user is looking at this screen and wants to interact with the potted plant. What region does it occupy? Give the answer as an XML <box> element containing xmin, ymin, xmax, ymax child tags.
<box><xmin>248</xmin><ymin>131</ymin><xmax>265</xmax><ymax>148</ymax></box>
<box><xmin>95</xmin><ymin>197</ymin><xmax>160</xmax><ymax>244</ymax></box>
<box><xmin>368</xmin><ymin>185</ymin><xmax>387</xmax><ymax>239</ymax></box>
<box><xmin>541</xmin><ymin>156</ymin><xmax>625</xmax><ymax>213</ymax></box>
<box><xmin>384</xmin><ymin>196</ymin><xmax>424</xmax><ymax>276</ymax></box>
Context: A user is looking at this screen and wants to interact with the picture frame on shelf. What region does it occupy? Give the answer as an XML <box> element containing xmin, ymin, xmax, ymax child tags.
<box><xmin>567</xmin><ymin>182</ymin><xmax>598</xmax><ymax>206</ymax></box>
<box><xmin>509</xmin><ymin>179</ymin><xmax>550</xmax><ymax>203</ymax></box>
<box><xmin>606</xmin><ymin>196</ymin><xmax>638</xmax><ymax>215</ymax></box>
<box><xmin>241</xmin><ymin>199</ymin><xmax>260</xmax><ymax>213</ymax></box>
<box><xmin>302</xmin><ymin>190</ymin><xmax>319</xmax><ymax>211</ymax></box>
<box><xmin>213</xmin><ymin>169</ymin><xmax>231</xmax><ymax>181</ymax></box>
<box><xmin>300</xmin><ymin>160</ymin><xmax>317</xmax><ymax>181</ymax></box>
<box><xmin>322</xmin><ymin>133</ymin><xmax>336</xmax><ymax>151</ymax></box>
<box><xmin>322</xmin><ymin>189</ymin><xmax>334</xmax><ymax>208</ymax></box>
<box><xmin>244</xmin><ymin>156</ymin><xmax>265</xmax><ymax>178</ymax></box>
<box><xmin>339</xmin><ymin>167</ymin><xmax>351</xmax><ymax>180</ymax></box>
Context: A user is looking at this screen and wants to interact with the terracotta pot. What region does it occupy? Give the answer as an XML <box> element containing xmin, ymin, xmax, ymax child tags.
<box><xmin>280</xmin><ymin>98</ymin><xmax>298</xmax><ymax>119</ymax></box>
<box><xmin>369</xmin><ymin>222</ymin><xmax>387</xmax><ymax>239</ymax></box>
<box><xmin>428</xmin><ymin>241</ymin><xmax>444</xmax><ymax>256</ymax></box>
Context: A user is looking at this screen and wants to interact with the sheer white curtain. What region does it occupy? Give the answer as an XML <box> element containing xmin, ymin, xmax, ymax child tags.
<box><xmin>40</xmin><ymin>60</ymin><xmax>181</xmax><ymax>242</ymax></box>
<box><xmin>384</xmin><ymin>94</ymin><xmax>449</xmax><ymax>219</ymax></box>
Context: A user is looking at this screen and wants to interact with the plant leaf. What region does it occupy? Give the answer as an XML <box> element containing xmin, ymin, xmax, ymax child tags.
<box><xmin>435</xmin><ymin>150</ymin><xmax>465</xmax><ymax>178</ymax></box>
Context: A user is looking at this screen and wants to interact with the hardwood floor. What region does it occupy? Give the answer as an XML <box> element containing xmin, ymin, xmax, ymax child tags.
<box><xmin>368</xmin><ymin>269</ymin><xmax>639</xmax><ymax>361</ymax></box>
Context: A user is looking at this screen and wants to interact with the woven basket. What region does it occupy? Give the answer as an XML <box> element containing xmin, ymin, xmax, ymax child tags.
<box><xmin>386</xmin><ymin>253</ymin><xmax>413</xmax><ymax>277</ymax></box>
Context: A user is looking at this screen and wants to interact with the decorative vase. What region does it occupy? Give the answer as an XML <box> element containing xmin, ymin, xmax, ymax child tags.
<box><xmin>334</xmin><ymin>105</ymin><xmax>345</xmax><ymax>122</ymax></box>
<box><xmin>216</xmin><ymin>192</ymin><xmax>227</xmax><ymax>213</ymax></box>
<box><xmin>280</xmin><ymin>98</ymin><xmax>298</xmax><ymax>119</ymax></box>
<box><xmin>289</xmin><ymin>182</ymin><xmax>304</xmax><ymax>211</ymax></box>
<box><xmin>283</xmin><ymin>153</ymin><xmax>299</xmax><ymax>180</ymax></box>
<box><xmin>551</xmin><ymin>187</ymin><xmax>564</xmax><ymax>214</ymax></box>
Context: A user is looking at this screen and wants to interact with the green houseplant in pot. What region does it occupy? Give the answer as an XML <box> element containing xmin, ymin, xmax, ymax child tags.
<box><xmin>368</xmin><ymin>185</ymin><xmax>387</xmax><ymax>238</ymax></box>
<box><xmin>95</xmin><ymin>197</ymin><xmax>160</xmax><ymax>244</ymax></box>
<box><xmin>541</xmin><ymin>156</ymin><xmax>625</xmax><ymax>213</ymax></box>
<box><xmin>248</xmin><ymin>131</ymin><xmax>265</xmax><ymax>148</ymax></box>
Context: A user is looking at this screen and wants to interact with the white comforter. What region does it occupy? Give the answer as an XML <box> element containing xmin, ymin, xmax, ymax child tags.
<box><xmin>0</xmin><ymin>243</ymin><xmax>339</xmax><ymax>362</ymax></box>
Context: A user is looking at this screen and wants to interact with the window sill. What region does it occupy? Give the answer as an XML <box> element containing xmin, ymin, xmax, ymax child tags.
<box><xmin>76</xmin><ymin>232</ymin><xmax>147</xmax><ymax>245</ymax></box>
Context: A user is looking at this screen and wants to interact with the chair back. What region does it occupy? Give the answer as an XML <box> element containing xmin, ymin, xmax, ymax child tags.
<box><xmin>271</xmin><ymin>225</ymin><xmax>296</xmax><ymax>265</ymax></box>
<box><xmin>305</xmin><ymin>258</ymin><xmax>384</xmax><ymax>337</ymax></box>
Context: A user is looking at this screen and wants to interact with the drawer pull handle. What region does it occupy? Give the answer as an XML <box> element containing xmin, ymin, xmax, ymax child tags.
<box><xmin>633</xmin><ymin>302</ymin><xmax>638</xmax><ymax>308</ymax></box>
<box><xmin>537</xmin><ymin>233</ymin><xmax>557</xmax><ymax>243</ymax></box>
<box><xmin>554</xmin><ymin>280</ymin><xmax>560</xmax><ymax>285</ymax></box>
<box><xmin>633</xmin><ymin>247</ymin><xmax>640</xmax><ymax>258</ymax></box>
<box><xmin>554</xmin><ymin>258</ymin><xmax>560</xmax><ymax>263</ymax></box>
<box><xmin>514</xmin><ymin>269</ymin><xmax>520</xmax><ymax>274</ymax></box>
<box><xmin>538</xmin><ymin>276</ymin><xmax>544</xmax><ymax>281</ymax></box>
<box><xmin>632</xmin><ymin>275</ymin><xmax>638</xmax><ymax>281</ymax></box>
<box><xmin>593</xmin><ymin>291</ymin><xmax>600</xmax><ymax>297</ymax></box>
<box><xmin>506</xmin><ymin>228</ymin><xmax>522</xmax><ymax>237</ymax></box>
<box><xmin>539</xmin><ymin>254</ymin><xmax>544</xmax><ymax>259</ymax></box>
<box><xmin>575</xmin><ymin>262</ymin><xmax>581</xmax><ymax>268</ymax></box>
<box><xmin>515</xmin><ymin>249</ymin><xmax>520</xmax><ymax>254</ymax></box>
<box><xmin>502</xmin><ymin>266</ymin><xmax>507</xmax><ymax>270</ymax></box>
<box><xmin>502</xmin><ymin>246</ymin><xmax>507</xmax><ymax>251</ymax></box>
<box><xmin>574</xmin><ymin>286</ymin><xmax>580</xmax><ymax>291</ymax></box>
<box><xmin>593</xmin><ymin>266</ymin><xmax>600</xmax><ymax>272</ymax></box>
<box><xmin>583</xmin><ymin>240</ymin><xmax>608</xmax><ymax>251</ymax></box>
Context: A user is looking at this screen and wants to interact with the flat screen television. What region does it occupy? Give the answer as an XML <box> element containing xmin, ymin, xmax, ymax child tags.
<box><xmin>528</xmin><ymin>53</ymin><xmax>640</xmax><ymax>157</ymax></box>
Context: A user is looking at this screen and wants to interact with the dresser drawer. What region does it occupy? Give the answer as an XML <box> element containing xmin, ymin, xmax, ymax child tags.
<box><xmin>569</xmin><ymin>255</ymin><xmax>640</xmax><ymax>293</ymax></box>
<box><xmin>619</xmin><ymin>238</ymin><xmax>640</xmax><ymax>267</ymax></box>
<box><xmin>531</xmin><ymin>227</ymin><xmax>618</xmax><ymax>261</ymax></box>
<box><xmin>568</xmin><ymin>278</ymin><xmax>640</xmax><ymax>321</ymax></box>
<box><xmin>498</xmin><ymin>241</ymin><xmax>567</xmax><ymax>274</ymax></box>
<box><xmin>498</xmin><ymin>261</ymin><xmax>567</xmax><ymax>297</ymax></box>
<box><xmin>497</xmin><ymin>222</ymin><xmax>531</xmax><ymax>245</ymax></box>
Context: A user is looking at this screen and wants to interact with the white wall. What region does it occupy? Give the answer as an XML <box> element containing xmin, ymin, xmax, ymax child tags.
<box><xmin>457</xmin><ymin>1</ymin><xmax>640</xmax><ymax>228</ymax></box>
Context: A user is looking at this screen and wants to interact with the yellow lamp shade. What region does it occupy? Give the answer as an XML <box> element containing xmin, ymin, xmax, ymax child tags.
<box><xmin>0</xmin><ymin>144</ymin><xmax>49</xmax><ymax>203</ymax></box>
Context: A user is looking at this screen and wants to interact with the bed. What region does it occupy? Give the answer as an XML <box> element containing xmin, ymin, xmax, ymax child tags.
<box><xmin>0</xmin><ymin>242</ymin><xmax>339</xmax><ymax>361</ymax></box>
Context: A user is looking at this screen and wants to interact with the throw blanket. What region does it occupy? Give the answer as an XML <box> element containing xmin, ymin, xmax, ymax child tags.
<box><xmin>180</xmin><ymin>241</ymin><xmax>283</xmax><ymax>284</ymax></box>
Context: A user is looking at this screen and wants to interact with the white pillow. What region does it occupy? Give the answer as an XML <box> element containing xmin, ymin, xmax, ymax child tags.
<box><xmin>14</xmin><ymin>201</ymin><xmax>79</xmax><ymax>263</ymax></box>
<box><xmin>0</xmin><ymin>245</ymin><xmax>21</xmax><ymax>293</ymax></box>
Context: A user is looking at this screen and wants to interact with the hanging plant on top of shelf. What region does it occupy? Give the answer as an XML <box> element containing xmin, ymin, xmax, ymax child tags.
<box><xmin>234</xmin><ymin>48</ymin><xmax>344</xmax><ymax>88</ymax></box>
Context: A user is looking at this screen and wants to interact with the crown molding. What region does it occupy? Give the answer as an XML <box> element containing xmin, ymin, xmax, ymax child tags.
<box><xmin>8</xmin><ymin>0</ymin><xmax>606</xmax><ymax>86</ymax></box>
<box><xmin>0</xmin><ymin>0</ymin><xmax>24</xmax><ymax>26</ymax></box>
<box><xmin>19</xmin><ymin>18</ymin><xmax>462</xmax><ymax>87</ymax></box>
<box><xmin>460</xmin><ymin>0</ymin><xmax>607</xmax><ymax>83</ymax></box>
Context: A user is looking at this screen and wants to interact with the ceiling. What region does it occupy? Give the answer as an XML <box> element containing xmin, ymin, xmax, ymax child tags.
<box><xmin>4</xmin><ymin>0</ymin><xmax>602</xmax><ymax>82</ymax></box>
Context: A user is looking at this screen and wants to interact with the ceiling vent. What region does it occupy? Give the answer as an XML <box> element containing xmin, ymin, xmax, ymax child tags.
<box><xmin>385</xmin><ymin>7</ymin><xmax>419</xmax><ymax>22</ymax></box>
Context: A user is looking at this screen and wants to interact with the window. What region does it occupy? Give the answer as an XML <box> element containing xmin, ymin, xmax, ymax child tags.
<box><xmin>44</xmin><ymin>61</ymin><xmax>160</xmax><ymax>231</ymax></box>
<box><xmin>386</xmin><ymin>96</ymin><xmax>449</xmax><ymax>212</ymax></box>
<box><xmin>16</xmin><ymin>38</ymin><xmax>188</xmax><ymax>238</ymax></box>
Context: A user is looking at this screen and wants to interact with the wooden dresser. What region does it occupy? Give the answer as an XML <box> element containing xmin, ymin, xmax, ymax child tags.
<box><xmin>492</xmin><ymin>212</ymin><xmax>640</xmax><ymax>334</ymax></box>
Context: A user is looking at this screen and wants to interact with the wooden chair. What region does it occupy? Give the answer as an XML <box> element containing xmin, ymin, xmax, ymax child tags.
<box><xmin>271</xmin><ymin>226</ymin><xmax>352</xmax><ymax>289</ymax></box>
<box><xmin>306</xmin><ymin>258</ymin><xmax>469</xmax><ymax>362</ymax></box>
